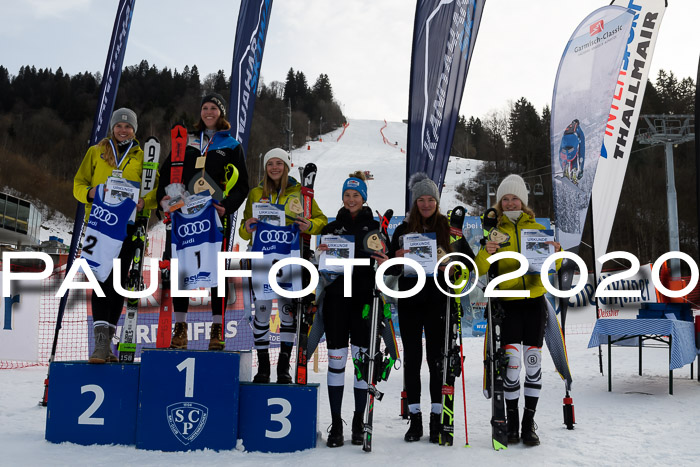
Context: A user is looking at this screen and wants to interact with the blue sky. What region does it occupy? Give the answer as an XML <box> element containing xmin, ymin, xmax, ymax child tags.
<box><xmin>1</xmin><ymin>0</ymin><xmax>697</xmax><ymax>122</ymax></box>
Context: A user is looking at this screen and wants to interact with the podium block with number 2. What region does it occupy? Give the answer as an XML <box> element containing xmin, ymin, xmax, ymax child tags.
<box><xmin>136</xmin><ymin>349</ymin><xmax>240</xmax><ymax>451</ymax></box>
<box><xmin>238</xmin><ymin>382</ymin><xmax>319</xmax><ymax>452</ymax></box>
<box><xmin>45</xmin><ymin>361</ymin><xmax>140</xmax><ymax>446</ymax></box>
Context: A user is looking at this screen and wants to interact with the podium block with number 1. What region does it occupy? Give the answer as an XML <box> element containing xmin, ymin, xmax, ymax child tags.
<box><xmin>136</xmin><ymin>349</ymin><xmax>240</xmax><ymax>451</ymax></box>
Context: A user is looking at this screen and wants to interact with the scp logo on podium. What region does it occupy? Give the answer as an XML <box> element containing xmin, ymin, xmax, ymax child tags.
<box><xmin>166</xmin><ymin>402</ymin><xmax>209</xmax><ymax>445</ymax></box>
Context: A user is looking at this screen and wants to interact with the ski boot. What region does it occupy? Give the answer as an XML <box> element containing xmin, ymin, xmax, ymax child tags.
<box><xmin>170</xmin><ymin>322</ymin><xmax>188</xmax><ymax>349</ymax></box>
<box><xmin>88</xmin><ymin>324</ymin><xmax>110</xmax><ymax>364</ymax></box>
<box><xmin>404</xmin><ymin>412</ymin><xmax>423</xmax><ymax>442</ymax></box>
<box><xmin>429</xmin><ymin>412</ymin><xmax>441</xmax><ymax>443</ymax></box>
<box><xmin>521</xmin><ymin>408</ymin><xmax>540</xmax><ymax>446</ymax></box>
<box><xmin>253</xmin><ymin>349</ymin><xmax>271</xmax><ymax>383</ymax></box>
<box><xmin>208</xmin><ymin>322</ymin><xmax>225</xmax><ymax>351</ymax></box>
<box><xmin>351</xmin><ymin>411</ymin><xmax>363</xmax><ymax>445</ymax></box>
<box><xmin>326</xmin><ymin>413</ymin><xmax>344</xmax><ymax>447</ymax></box>
<box><xmin>277</xmin><ymin>342</ymin><xmax>293</xmax><ymax>384</ymax></box>
<box><xmin>507</xmin><ymin>408</ymin><xmax>520</xmax><ymax>444</ymax></box>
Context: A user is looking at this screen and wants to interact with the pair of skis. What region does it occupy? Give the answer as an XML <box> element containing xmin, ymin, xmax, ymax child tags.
<box><xmin>437</xmin><ymin>206</ymin><xmax>469</xmax><ymax>446</ymax></box>
<box><xmin>154</xmin><ymin>125</ymin><xmax>188</xmax><ymax>349</ymax></box>
<box><xmin>294</xmin><ymin>162</ymin><xmax>318</xmax><ymax>385</ymax></box>
<box><xmin>360</xmin><ymin>209</ymin><xmax>396</xmax><ymax>452</ymax></box>
<box><xmin>116</xmin><ymin>136</ymin><xmax>161</xmax><ymax>362</ymax></box>
<box><xmin>480</xmin><ymin>208</ymin><xmax>509</xmax><ymax>450</ymax></box>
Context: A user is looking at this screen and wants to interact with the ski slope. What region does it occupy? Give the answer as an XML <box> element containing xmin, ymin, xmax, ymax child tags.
<box><xmin>281</xmin><ymin>119</ymin><xmax>481</xmax><ymax>224</ymax></box>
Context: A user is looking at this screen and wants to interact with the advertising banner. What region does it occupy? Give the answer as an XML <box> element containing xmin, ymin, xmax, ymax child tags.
<box><xmin>592</xmin><ymin>0</ymin><xmax>666</xmax><ymax>275</ymax></box>
<box><xmin>406</xmin><ymin>0</ymin><xmax>485</xmax><ymax>211</ymax></box>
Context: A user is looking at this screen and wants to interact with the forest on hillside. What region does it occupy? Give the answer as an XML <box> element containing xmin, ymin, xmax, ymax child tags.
<box><xmin>0</xmin><ymin>63</ymin><xmax>696</xmax><ymax>264</ymax></box>
<box><xmin>0</xmin><ymin>61</ymin><xmax>345</xmax><ymax>218</ymax></box>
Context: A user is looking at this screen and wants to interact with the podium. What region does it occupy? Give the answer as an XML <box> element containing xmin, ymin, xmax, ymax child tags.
<box><xmin>45</xmin><ymin>361</ymin><xmax>140</xmax><ymax>446</ymax></box>
<box><xmin>136</xmin><ymin>349</ymin><xmax>240</xmax><ymax>451</ymax></box>
<box><xmin>44</xmin><ymin>350</ymin><xmax>319</xmax><ymax>453</ymax></box>
<box><xmin>238</xmin><ymin>383</ymin><xmax>319</xmax><ymax>452</ymax></box>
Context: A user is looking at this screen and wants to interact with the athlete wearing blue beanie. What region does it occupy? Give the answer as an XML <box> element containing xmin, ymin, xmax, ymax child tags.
<box><xmin>342</xmin><ymin>176</ymin><xmax>368</xmax><ymax>202</ymax></box>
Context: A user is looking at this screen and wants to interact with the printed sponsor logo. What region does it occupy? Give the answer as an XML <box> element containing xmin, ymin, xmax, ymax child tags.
<box><xmin>166</xmin><ymin>402</ymin><xmax>208</xmax><ymax>445</ymax></box>
<box><xmin>184</xmin><ymin>271</ymin><xmax>212</xmax><ymax>286</ymax></box>
<box><xmin>259</xmin><ymin>230</ymin><xmax>295</xmax><ymax>244</ymax></box>
<box><xmin>91</xmin><ymin>206</ymin><xmax>119</xmax><ymax>226</ymax></box>
<box><xmin>178</xmin><ymin>220</ymin><xmax>211</xmax><ymax>237</ymax></box>
<box><xmin>590</xmin><ymin>19</ymin><xmax>604</xmax><ymax>36</ymax></box>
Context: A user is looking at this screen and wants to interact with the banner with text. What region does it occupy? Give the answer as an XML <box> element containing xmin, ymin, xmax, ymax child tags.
<box><xmin>229</xmin><ymin>0</ymin><xmax>274</xmax><ymax>154</ymax></box>
<box><xmin>405</xmin><ymin>0</ymin><xmax>485</xmax><ymax>211</ymax></box>
<box><xmin>592</xmin><ymin>0</ymin><xmax>666</xmax><ymax>276</ymax></box>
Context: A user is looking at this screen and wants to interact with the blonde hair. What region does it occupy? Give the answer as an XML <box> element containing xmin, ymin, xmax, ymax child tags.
<box><xmin>96</xmin><ymin>136</ymin><xmax>120</xmax><ymax>168</ymax></box>
<box><xmin>348</xmin><ymin>170</ymin><xmax>367</xmax><ymax>181</ymax></box>
<box><xmin>262</xmin><ymin>163</ymin><xmax>290</xmax><ymax>200</ymax></box>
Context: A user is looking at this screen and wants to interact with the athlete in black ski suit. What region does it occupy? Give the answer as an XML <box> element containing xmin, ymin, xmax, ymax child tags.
<box><xmin>382</xmin><ymin>173</ymin><xmax>474</xmax><ymax>443</ymax></box>
<box><xmin>317</xmin><ymin>172</ymin><xmax>378</xmax><ymax>447</ymax></box>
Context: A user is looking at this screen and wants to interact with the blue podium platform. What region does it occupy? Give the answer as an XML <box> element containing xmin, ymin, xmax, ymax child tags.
<box><xmin>136</xmin><ymin>349</ymin><xmax>240</xmax><ymax>451</ymax></box>
<box><xmin>237</xmin><ymin>382</ymin><xmax>319</xmax><ymax>452</ymax></box>
<box><xmin>45</xmin><ymin>361</ymin><xmax>140</xmax><ymax>446</ymax></box>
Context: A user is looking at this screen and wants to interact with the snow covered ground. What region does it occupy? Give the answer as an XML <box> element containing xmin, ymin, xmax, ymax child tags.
<box><xmin>2</xmin><ymin>119</ymin><xmax>699</xmax><ymax>465</ymax></box>
<box><xmin>2</xmin><ymin>333</ymin><xmax>700</xmax><ymax>466</ymax></box>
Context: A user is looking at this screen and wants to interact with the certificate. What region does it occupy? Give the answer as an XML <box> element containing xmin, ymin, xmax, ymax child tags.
<box><xmin>521</xmin><ymin>229</ymin><xmax>555</xmax><ymax>273</ymax></box>
<box><xmin>253</xmin><ymin>202</ymin><xmax>285</xmax><ymax>226</ymax></box>
<box><xmin>318</xmin><ymin>235</ymin><xmax>355</xmax><ymax>274</ymax></box>
<box><xmin>402</xmin><ymin>232</ymin><xmax>437</xmax><ymax>277</ymax></box>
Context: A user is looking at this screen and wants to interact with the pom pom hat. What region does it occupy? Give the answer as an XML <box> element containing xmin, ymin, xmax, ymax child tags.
<box><xmin>496</xmin><ymin>174</ymin><xmax>529</xmax><ymax>206</ymax></box>
<box><xmin>408</xmin><ymin>172</ymin><xmax>440</xmax><ymax>204</ymax></box>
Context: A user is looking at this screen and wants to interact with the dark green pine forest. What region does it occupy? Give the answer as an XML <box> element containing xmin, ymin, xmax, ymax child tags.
<box><xmin>0</xmin><ymin>62</ymin><xmax>695</xmax><ymax>265</ymax></box>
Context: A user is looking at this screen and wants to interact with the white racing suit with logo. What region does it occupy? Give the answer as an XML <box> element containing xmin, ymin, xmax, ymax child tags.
<box><xmin>82</xmin><ymin>185</ymin><xmax>137</xmax><ymax>282</ymax></box>
<box><xmin>250</xmin><ymin>221</ymin><xmax>303</xmax><ymax>348</ymax></box>
<box><xmin>171</xmin><ymin>200</ymin><xmax>224</xmax><ymax>290</ymax></box>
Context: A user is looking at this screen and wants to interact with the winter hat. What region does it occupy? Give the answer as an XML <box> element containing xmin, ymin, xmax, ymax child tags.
<box><xmin>342</xmin><ymin>177</ymin><xmax>368</xmax><ymax>202</ymax></box>
<box><xmin>408</xmin><ymin>172</ymin><xmax>440</xmax><ymax>204</ymax></box>
<box><xmin>263</xmin><ymin>148</ymin><xmax>292</xmax><ymax>171</ymax></box>
<box><xmin>201</xmin><ymin>92</ymin><xmax>227</xmax><ymax>117</ymax></box>
<box><xmin>110</xmin><ymin>108</ymin><xmax>137</xmax><ymax>133</ymax></box>
<box><xmin>496</xmin><ymin>174</ymin><xmax>528</xmax><ymax>207</ymax></box>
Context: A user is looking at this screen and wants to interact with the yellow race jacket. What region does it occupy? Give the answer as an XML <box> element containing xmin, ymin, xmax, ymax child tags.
<box><xmin>73</xmin><ymin>140</ymin><xmax>159</xmax><ymax>220</ymax></box>
<box><xmin>238</xmin><ymin>176</ymin><xmax>327</xmax><ymax>243</ymax></box>
<box><xmin>474</xmin><ymin>213</ymin><xmax>561</xmax><ymax>301</ymax></box>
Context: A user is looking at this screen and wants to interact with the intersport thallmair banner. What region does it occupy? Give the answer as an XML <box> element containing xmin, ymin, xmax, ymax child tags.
<box><xmin>551</xmin><ymin>6</ymin><xmax>634</xmax><ymax>323</ymax></box>
<box><xmin>592</xmin><ymin>0</ymin><xmax>666</xmax><ymax>275</ymax></box>
<box><xmin>551</xmin><ymin>6</ymin><xmax>634</xmax><ymax>251</ymax></box>
<box><xmin>229</xmin><ymin>0</ymin><xmax>274</xmax><ymax>155</ymax></box>
<box><xmin>406</xmin><ymin>0</ymin><xmax>485</xmax><ymax>211</ymax></box>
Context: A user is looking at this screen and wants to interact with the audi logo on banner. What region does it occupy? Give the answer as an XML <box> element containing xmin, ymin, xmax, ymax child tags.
<box><xmin>91</xmin><ymin>206</ymin><xmax>119</xmax><ymax>226</ymax></box>
<box><xmin>259</xmin><ymin>230</ymin><xmax>295</xmax><ymax>244</ymax></box>
<box><xmin>178</xmin><ymin>220</ymin><xmax>211</xmax><ymax>237</ymax></box>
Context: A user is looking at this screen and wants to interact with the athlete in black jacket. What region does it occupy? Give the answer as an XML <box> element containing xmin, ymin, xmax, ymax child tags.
<box><xmin>316</xmin><ymin>172</ymin><xmax>380</xmax><ymax>447</ymax></box>
<box><xmin>157</xmin><ymin>93</ymin><xmax>249</xmax><ymax>350</ymax></box>
<box><xmin>379</xmin><ymin>173</ymin><xmax>475</xmax><ymax>443</ymax></box>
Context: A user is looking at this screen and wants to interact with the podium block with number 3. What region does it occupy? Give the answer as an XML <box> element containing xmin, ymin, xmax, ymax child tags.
<box><xmin>136</xmin><ymin>349</ymin><xmax>240</xmax><ymax>451</ymax></box>
<box><xmin>237</xmin><ymin>383</ymin><xmax>319</xmax><ymax>452</ymax></box>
